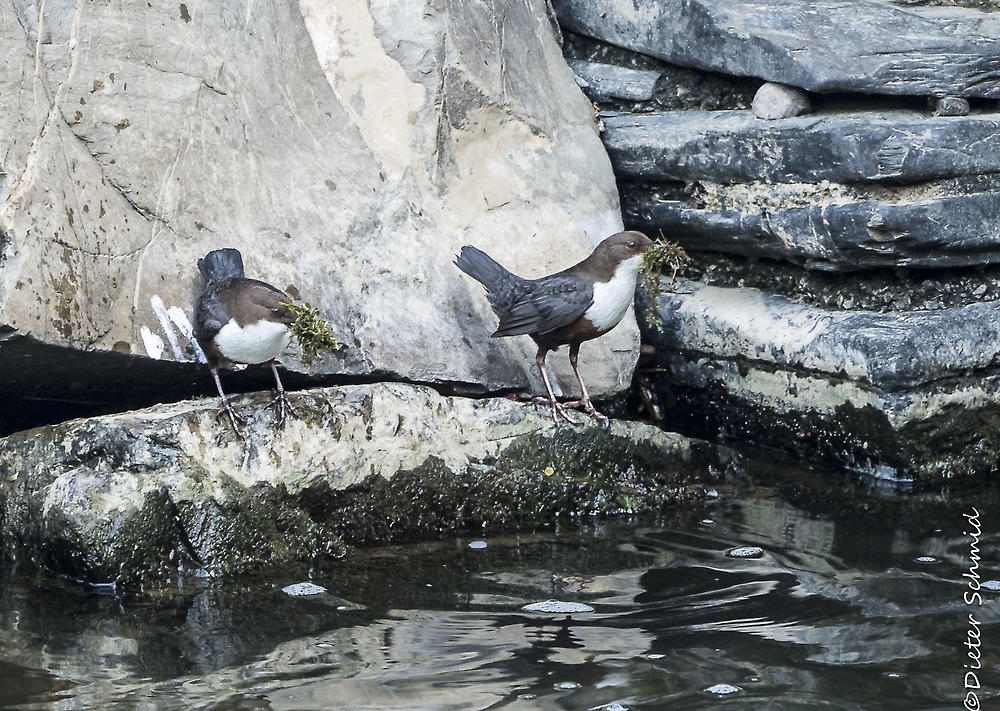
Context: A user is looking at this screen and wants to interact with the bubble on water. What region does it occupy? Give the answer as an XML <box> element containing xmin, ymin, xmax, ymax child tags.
<box><xmin>468</xmin><ymin>540</ymin><xmax>488</xmax><ymax>550</ymax></box>
<box><xmin>645</xmin><ymin>653</ymin><xmax>665</xmax><ymax>660</ymax></box>
<box><xmin>705</xmin><ymin>488</ymin><xmax>720</xmax><ymax>499</ymax></box>
<box><xmin>605</xmin><ymin>704</ymin><xmax>629</xmax><ymax>711</ymax></box>
<box><xmin>727</xmin><ymin>546</ymin><xmax>764</xmax><ymax>559</ymax></box>
<box><xmin>981</xmin><ymin>580</ymin><xmax>1000</xmax><ymax>591</ymax></box>
<box><xmin>282</xmin><ymin>582</ymin><xmax>327</xmax><ymax>597</ymax></box>
<box><xmin>554</xmin><ymin>681</ymin><xmax>581</xmax><ymax>690</ymax></box>
<box><xmin>522</xmin><ymin>599</ymin><xmax>595</xmax><ymax>614</ymax></box>
<box><xmin>705</xmin><ymin>683</ymin><xmax>741</xmax><ymax>695</ymax></box>
<box><xmin>914</xmin><ymin>556</ymin><xmax>937</xmax><ymax>564</ymax></box>
<box><xmin>700</xmin><ymin>518</ymin><xmax>715</xmax><ymax>526</ymax></box>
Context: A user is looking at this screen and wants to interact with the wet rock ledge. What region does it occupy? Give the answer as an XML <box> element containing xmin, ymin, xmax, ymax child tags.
<box><xmin>555</xmin><ymin>0</ymin><xmax>1000</xmax><ymax>479</ymax></box>
<box><xmin>0</xmin><ymin>383</ymin><xmax>731</xmax><ymax>587</ymax></box>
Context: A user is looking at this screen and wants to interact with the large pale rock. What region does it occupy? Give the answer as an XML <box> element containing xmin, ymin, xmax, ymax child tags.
<box><xmin>0</xmin><ymin>383</ymin><xmax>728</xmax><ymax>585</ymax></box>
<box><xmin>639</xmin><ymin>278</ymin><xmax>1000</xmax><ymax>478</ymax></box>
<box><xmin>551</xmin><ymin>0</ymin><xmax>1000</xmax><ymax>98</ymax></box>
<box><xmin>0</xmin><ymin>0</ymin><xmax>632</xmax><ymax>425</ymax></box>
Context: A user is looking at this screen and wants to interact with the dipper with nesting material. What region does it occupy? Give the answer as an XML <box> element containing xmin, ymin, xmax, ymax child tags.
<box><xmin>193</xmin><ymin>248</ymin><xmax>296</xmax><ymax>433</ymax></box>
<box><xmin>455</xmin><ymin>231</ymin><xmax>653</xmax><ymax>424</ymax></box>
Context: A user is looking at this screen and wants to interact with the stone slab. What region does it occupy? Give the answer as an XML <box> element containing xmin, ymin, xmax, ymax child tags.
<box><xmin>603</xmin><ymin>110</ymin><xmax>1000</xmax><ymax>185</ymax></box>
<box><xmin>638</xmin><ymin>279</ymin><xmax>1000</xmax><ymax>477</ymax></box>
<box><xmin>624</xmin><ymin>185</ymin><xmax>1000</xmax><ymax>271</ymax></box>
<box><xmin>568</xmin><ymin>59</ymin><xmax>660</xmax><ymax>103</ymax></box>
<box><xmin>551</xmin><ymin>0</ymin><xmax>1000</xmax><ymax>98</ymax></box>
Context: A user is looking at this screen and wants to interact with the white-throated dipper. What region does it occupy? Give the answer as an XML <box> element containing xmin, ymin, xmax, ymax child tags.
<box><xmin>455</xmin><ymin>230</ymin><xmax>653</xmax><ymax>424</ymax></box>
<box><xmin>193</xmin><ymin>248</ymin><xmax>295</xmax><ymax>434</ymax></box>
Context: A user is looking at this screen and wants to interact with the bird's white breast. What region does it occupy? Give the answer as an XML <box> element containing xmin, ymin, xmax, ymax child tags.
<box><xmin>585</xmin><ymin>255</ymin><xmax>643</xmax><ymax>332</ymax></box>
<box><xmin>214</xmin><ymin>318</ymin><xmax>291</xmax><ymax>364</ymax></box>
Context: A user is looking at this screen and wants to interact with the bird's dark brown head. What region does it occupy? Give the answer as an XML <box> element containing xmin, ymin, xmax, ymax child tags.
<box><xmin>577</xmin><ymin>230</ymin><xmax>653</xmax><ymax>280</ymax></box>
<box><xmin>598</xmin><ymin>231</ymin><xmax>654</xmax><ymax>259</ymax></box>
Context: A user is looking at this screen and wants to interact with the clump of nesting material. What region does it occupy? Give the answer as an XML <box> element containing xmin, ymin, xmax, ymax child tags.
<box><xmin>283</xmin><ymin>301</ymin><xmax>341</xmax><ymax>363</ymax></box>
<box><xmin>640</xmin><ymin>239</ymin><xmax>691</xmax><ymax>295</ymax></box>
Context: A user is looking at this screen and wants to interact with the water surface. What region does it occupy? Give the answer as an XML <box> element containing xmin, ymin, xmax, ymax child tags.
<box><xmin>2</xmin><ymin>458</ymin><xmax>998</xmax><ymax>710</ymax></box>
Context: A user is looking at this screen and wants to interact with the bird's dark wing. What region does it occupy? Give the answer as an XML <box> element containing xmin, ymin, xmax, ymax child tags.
<box><xmin>492</xmin><ymin>275</ymin><xmax>593</xmax><ymax>337</ymax></box>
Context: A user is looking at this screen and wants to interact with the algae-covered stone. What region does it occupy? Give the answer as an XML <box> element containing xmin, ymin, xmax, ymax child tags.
<box><xmin>0</xmin><ymin>384</ymin><xmax>733</xmax><ymax>586</ymax></box>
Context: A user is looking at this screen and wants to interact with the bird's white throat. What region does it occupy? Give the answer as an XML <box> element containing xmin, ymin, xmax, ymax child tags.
<box><xmin>214</xmin><ymin>318</ymin><xmax>291</xmax><ymax>364</ymax></box>
<box><xmin>585</xmin><ymin>255</ymin><xmax>643</xmax><ymax>332</ymax></box>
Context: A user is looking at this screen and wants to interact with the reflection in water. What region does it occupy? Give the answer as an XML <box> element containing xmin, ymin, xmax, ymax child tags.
<box><xmin>0</xmin><ymin>467</ymin><xmax>998</xmax><ymax>710</ymax></box>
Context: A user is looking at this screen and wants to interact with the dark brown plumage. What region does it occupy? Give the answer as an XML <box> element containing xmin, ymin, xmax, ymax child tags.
<box><xmin>456</xmin><ymin>230</ymin><xmax>653</xmax><ymax>423</ymax></box>
<box><xmin>193</xmin><ymin>248</ymin><xmax>296</xmax><ymax>434</ymax></box>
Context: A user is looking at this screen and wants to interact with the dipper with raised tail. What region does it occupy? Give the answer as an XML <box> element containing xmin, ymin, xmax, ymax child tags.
<box><xmin>193</xmin><ymin>248</ymin><xmax>296</xmax><ymax>434</ymax></box>
<box><xmin>455</xmin><ymin>230</ymin><xmax>653</xmax><ymax>424</ymax></box>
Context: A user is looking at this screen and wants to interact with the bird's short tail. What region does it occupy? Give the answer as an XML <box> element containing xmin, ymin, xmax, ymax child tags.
<box><xmin>198</xmin><ymin>248</ymin><xmax>245</xmax><ymax>284</ymax></box>
<box><xmin>454</xmin><ymin>246</ymin><xmax>513</xmax><ymax>292</ymax></box>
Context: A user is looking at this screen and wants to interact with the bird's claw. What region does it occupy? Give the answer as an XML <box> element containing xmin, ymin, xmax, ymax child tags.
<box><xmin>216</xmin><ymin>400</ymin><xmax>247</xmax><ymax>438</ymax></box>
<box><xmin>270</xmin><ymin>391</ymin><xmax>298</xmax><ymax>428</ymax></box>
<box><xmin>532</xmin><ymin>396</ymin><xmax>582</xmax><ymax>425</ymax></box>
<box><xmin>562</xmin><ymin>398</ymin><xmax>609</xmax><ymax>424</ymax></box>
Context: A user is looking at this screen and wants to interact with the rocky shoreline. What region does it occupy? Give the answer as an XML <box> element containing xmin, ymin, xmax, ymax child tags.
<box><xmin>0</xmin><ymin>383</ymin><xmax>733</xmax><ymax>586</ymax></box>
<box><xmin>2</xmin><ymin>0</ymin><xmax>999</xmax><ymax>586</ymax></box>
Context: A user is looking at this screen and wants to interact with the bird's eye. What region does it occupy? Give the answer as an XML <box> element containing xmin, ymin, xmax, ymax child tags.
<box><xmin>271</xmin><ymin>307</ymin><xmax>281</xmax><ymax>315</ymax></box>
<box><xmin>627</xmin><ymin>241</ymin><xmax>636</xmax><ymax>249</ymax></box>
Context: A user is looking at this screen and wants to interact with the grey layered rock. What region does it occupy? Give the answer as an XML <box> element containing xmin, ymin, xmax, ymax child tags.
<box><xmin>604</xmin><ymin>109</ymin><xmax>1000</xmax><ymax>270</ymax></box>
<box><xmin>551</xmin><ymin>0</ymin><xmax>1000</xmax><ymax>98</ymax></box>
<box><xmin>0</xmin><ymin>383</ymin><xmax>728</xmax><ymax>585</ymax></box>
<box><xmin>638</xmin><ymin>278</ymin><xmax>1000</xmax><ymax>478</ymax></box>
<box><xmin>624</xmin><ymin>186</ymin><xmax>1000</xmax><ymax>271</ymax></box>
<box><xmin>0</xmin><ymin>0</ymin><xmax>632</xmax><ymax>423</ymax></box>
<box><xmin>568</xmin><ymin>59</ymin><xmax>660</xmax><ymax>103</ymax></box>
<box><xmin>602</xmin><ymin>110</ymin><xmax>1000</xmax><ymax>185</ymax></box>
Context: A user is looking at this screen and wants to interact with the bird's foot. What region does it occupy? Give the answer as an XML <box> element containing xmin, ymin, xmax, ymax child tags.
<box><xmin>532</xmin><ymin>396</ymin><xmax>582</xmax><ymax>425</ymax></box>
<box><xmin>270</xmin><ymin>391</ymin><xmax>298</xmax><ymax>428</ymax></box>
<box><xmin>215</xmin><ymin>400</ymin><xmax>247</xmax><ymax>438</ymax></box>
<box><xmin>561</xmin><ymin>397</ymin><xmax>609</xmax><ymax>423</ymax></box>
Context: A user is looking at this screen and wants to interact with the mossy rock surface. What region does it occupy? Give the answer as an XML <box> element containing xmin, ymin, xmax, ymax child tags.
<box><xmin>0</xmin><ymin>383</ymin><xmax>733</xmax><ymax>586</ymax></box>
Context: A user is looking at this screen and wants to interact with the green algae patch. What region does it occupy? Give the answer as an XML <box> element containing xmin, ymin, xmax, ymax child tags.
<box><xmin>35</xmin><ymin>489</ymin><xmax>183</xmax><ymax>586</ymax></box>
<box><xmin>320</xmin><ymin>428</ymin><xmax>712</xmax><ymax>548</ymax></box>
<box><xmin>173</xmin><ymin>480</ymin><xmax>346</xmax><ymax>578</ymax></box>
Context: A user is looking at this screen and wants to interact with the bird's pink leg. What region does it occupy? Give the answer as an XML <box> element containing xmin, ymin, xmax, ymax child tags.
<box><xmin>534</xmin><ymin>349</ymin><xmax>580</xmax><ymax>425</ymax></box>
<box><xmin>562</xmin><ymin>343</ymin><xmax>608</xmax><ymax>422</ymax></box>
